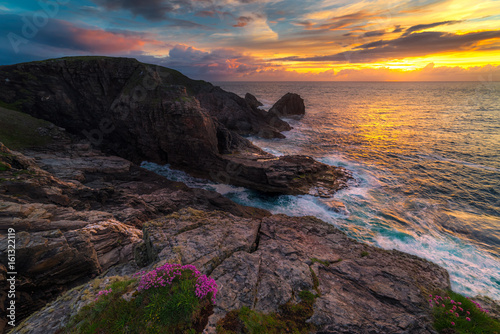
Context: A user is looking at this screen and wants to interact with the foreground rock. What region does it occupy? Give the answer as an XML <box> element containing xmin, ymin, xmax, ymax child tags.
<box><xmin>269</xmin><ymin>92</ymin><xmax>306</xmax><ymax>118</ymax></box>
<box><xmin>0</xmin><ymin>141</ymin><xmax>269</xmax><ymax>332</ymax></box>
<box><xmin>12</xmin><ymin>208</ymin><xmax>451</xmax><ymax>334</ymax></box>
<box><xmin>0</xmin><ymin>57</ymin><xmax>348</xmax><ymax>196</ymax></box>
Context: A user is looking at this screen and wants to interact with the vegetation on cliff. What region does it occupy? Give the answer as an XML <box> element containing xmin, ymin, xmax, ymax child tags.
<box><xmin>431</xmin><ymin>291</ymin><xmax>500</xmax><ymax>333</ymax></box>
<box><xmin>62</xmin><ymin>264</ymin><xmax>217</xmax><ymax>334</ymax></box>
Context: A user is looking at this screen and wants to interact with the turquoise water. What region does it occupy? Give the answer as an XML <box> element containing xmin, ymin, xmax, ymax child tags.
<box><xmin>143</xmin><ymin>81</ymin><xmax>500</xmax><ymax>301</ymax></box>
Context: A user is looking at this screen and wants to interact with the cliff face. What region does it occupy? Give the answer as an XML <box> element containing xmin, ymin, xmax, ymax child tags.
<box><xmin>0</xmin><ymin>57</ymin><xmax>221</xmax><ymax>171</ymax></box>
<box><xmin>0</xmin><ymin>57</ymin><xmax>350</xmax><ymax>195</ymax></box>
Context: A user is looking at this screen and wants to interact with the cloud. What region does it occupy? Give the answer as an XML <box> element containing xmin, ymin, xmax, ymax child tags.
<box><xmin>275</xmin><ymin>30</ymin><xmax>500</xmax><ymax>63</ymax></box>
<box><xmin>363</xmin><ymin>29</ymin><xmax>386</xmax><ymax>37</ymax></box>
<box><xmin>330</xmin><ymin>63</ymin><xmax>500</xmax><ymax>81</ymax></box>
<box><xmin>302</xmin><ymin>10</ymin><xmax>382</xmax><ymax>31</ymax></box>
<box><xmin>91</xmin><ymin>0</ymin><xmax>192</xmax><ymax>21</ymax></box>
<box><xmin>402</xmin><ymin>20</ymin><xmax>463</xmax><ymax>36</ymax></box>
<box><xmin>0</xmin><ymin>14</ymin><xmax>160</xmax><ymax>64</ymax></box>
<box><xmin>196</xmin><ymin>10</ymin><xmax>215</xmax><ymax>17</ymax></box>
<box><xmin>233</xmin><ymin>16</ymin><xmax>253</xmax><ymax>27</ymax></box>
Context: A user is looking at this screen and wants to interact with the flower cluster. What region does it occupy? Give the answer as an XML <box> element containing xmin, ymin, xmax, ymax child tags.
<box><xmin>95</xmin><ymin>288</ymin><xmax>112</xmax><ymax>301</ymax></box>
<box><xmin>136</xmin><ymin>263</ymin><xmax>218</xmax><ymax>303</ymax></box>
<box><xmin>467</xmin><ymin>297</ymin><xmax>490</xmax><ymax>314</ymax></box>
<box><xmin>429</xmin><ymin>294</ymin><xmax>490</xmax><ymax>327</ymax></box>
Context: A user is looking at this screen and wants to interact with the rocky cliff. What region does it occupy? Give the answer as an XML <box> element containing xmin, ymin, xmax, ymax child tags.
<box><xmin>0</xmin><ymin>58</ymin><xmax>476</xmax><ymax>334</ymax></box>
<box><xmin>0</xmin><ymin>139</ymin><xmax>452</xmax><ymax>334</ymax></box>
<box><xmin>0</xmin><ymin>57</ymin><xmax>345</xmax><ymax>196</ymax></box>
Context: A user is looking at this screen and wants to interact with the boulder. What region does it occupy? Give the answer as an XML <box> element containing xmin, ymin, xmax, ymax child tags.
<box><xmin>244</xmin><ymin>92</ymin><xmax>263</xmax><ymax>109</ymax></box>
<box><xmin>269</xmin><ymin>92</ymin><xmax>306</xmax><ymax>118</ymax></box>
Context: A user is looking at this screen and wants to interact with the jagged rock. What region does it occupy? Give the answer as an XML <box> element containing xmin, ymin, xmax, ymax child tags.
<box><xmin>0</xmin><ymin>142</ymin><xmax>270</xmax><ymax>332</ymax></box>
<box><xmin>11</xmin><ymin>209</ymin><xmax>451</xmax><ymax>334</ymax></box>
<box><xmin>194</xmin><ymin>85</ymin><xmax>290</xmax><ymax>138</ymax></box>
<box><xmin>142</xmin><ymin>208</ymin><xmax>261</xmax><ymax>273</ymax></box>
<box><xmin>269</xmin><ymin>92</ymin><xmax>306</xmax><ymax>118</ymax></box>
<box><xmin>143</xmin><ymin>209</ymin><xmax>450</xmax><ymax>333</ymax></box>
<box><xmin>222</xmin><ymin>154</ymin><xmax>351</xmax><ymax>196</ymax></box>
<box><xmin>0</xmin><ymin>57</ymin><xmax>348</xmax><ymax>196</ymax></box>
<box><xmin>244</xmin><ymin>92</ymin><xmax>263</xmax><ymax>109</ymax></box>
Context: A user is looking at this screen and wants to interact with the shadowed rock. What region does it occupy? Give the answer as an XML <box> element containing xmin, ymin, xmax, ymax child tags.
<box><xmin>0</xmin><ymin>57</ymin><xmax>349</xmax><ymax>196</ymax></box>
<box><xmin>244</xmin><ymin>92</ymin><xmax>263</xmax><ymax>109</ymax></box>
<box><xmin>269</xmin><ymin>92</ymin><xmax>306</xmax><ymax>118</ymax></box>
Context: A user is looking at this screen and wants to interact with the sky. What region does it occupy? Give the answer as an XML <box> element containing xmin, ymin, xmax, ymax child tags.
<box><xmin>0</xmin><ymin>0</ymin><xmax>499</xmax><ymax>81</ymax></box>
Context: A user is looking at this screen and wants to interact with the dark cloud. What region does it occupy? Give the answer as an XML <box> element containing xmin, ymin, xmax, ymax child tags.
<box><xmin>275</xmin><ymin>30</ymin><xmax>500</xmax><ymax>63</ymax></box>
<box><xmin>91</xmin><ymin>0</ymin><xmax>191</xmax><ymax>21</ymax></box>
<box><xmin>233</xmin><ymin>16</ymin><xmax>253</xmax><ymax>27</ymax></box>
<box><xmin>166</xmin><ymin>18</ymin><xmax>212</xmax><ymax>29</ymax></box>
<box><xmin>305</xmin><ymin>10</ymin><xmax>383</xmax><ymax>31</ymax></box>
<box><xmin>392</xmin><ymin>25</ymin><xmax>403</xmax><ymax>33</ymax></box>
<box><xmin>196</xmin><ymin>10</ymin><xmax>215</xmax><ymax>17</ymax></box>
<box><xmin>292</xmin><ymin>20</ymin><xmax>313</xmax><ymax>28</ymax></box>
<box><xmin>363</xmin><ymin>29</ymin><xmax>386</xmax><ymax>37</ymax></box>
<box><xmin>403</xmin><ymin>20</ymin><xmax>463</xmax><ymax>36</ymax></box>
<box><xmin>0</xmin><ymin>13</ymin><xmax>154</xmax><ymax>65</ymax></box>
<box><xmin>142</xmin><ymin>44</ymin><xmax>267</xmax><ymax>80</ymax></box>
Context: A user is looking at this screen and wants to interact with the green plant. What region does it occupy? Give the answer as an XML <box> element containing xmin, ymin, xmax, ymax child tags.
<box><xmin>216</xmin><ymin>289</ymin><xmax>317</xmax><ymax>334</ymax></box>
<box><xmin>64</xmin><ymin>264</ymin><xmax>217</xmax><ymax>334</ymax></box>
<box><xmin>0</xmin><ymin>162</ymin><xmax>10</xmax><ymax>171</ymax></box>
<box><xmin>360</xmin><ymin>251</ymin><xmax>369</xmax><ymax>257</ymax></box>
<box><xmin>310</xmin><ymin>257</ymin><xmax>330</xmax><ymax>267</ymax></box>
<box><xmin>309</xmin><ymin>266</ymin><xmax>320</xmax><ymax>296</ymax></box>
<box><xmin>431</xmin><ymin>291</ymin><xmax>500</xmax><ymax>333</ymax></box>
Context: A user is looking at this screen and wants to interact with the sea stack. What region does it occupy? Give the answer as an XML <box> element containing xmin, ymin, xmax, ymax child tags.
<box><xmin>269</xmin><ymin>92</ymin><xmax>306</xmax><ymax>118</ymax></box>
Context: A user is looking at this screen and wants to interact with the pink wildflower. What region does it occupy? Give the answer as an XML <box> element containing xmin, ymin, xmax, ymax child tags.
<box><xmin>466</xmin><ymin>317</ymin><xmax>471</xmax><ymax>321</ymax></box>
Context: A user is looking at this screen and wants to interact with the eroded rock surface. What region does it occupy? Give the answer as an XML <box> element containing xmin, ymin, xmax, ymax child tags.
<box><xmin>141</xmin><ymin>209</ymin><xmax>450</xmax><ymax>334</ymax></box>
<box><xmin>0</xmin><ymin>141</ymin><xmax>269</xmax><ymax>332</ymax></box>
<box><xmin>11</xmin><ymin>208</ymin><xmax>451</xmax><ymax>334</ymax></box>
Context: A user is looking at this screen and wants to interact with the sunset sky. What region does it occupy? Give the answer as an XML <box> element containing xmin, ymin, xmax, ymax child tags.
<box><xmin>1</xmin><ymin>0</ymin><xmax>499</xmax><ymax>81</ymax></box>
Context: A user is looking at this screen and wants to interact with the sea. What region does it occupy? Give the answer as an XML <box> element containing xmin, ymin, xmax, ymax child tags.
<box><xmin>142</xmin><ymin>81</ymin><xmax>500</xmax><ymax>302</ymax></box>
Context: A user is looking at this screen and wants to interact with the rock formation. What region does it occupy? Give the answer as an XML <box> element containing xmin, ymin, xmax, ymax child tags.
<box><xmin>0</xmin><ymin>140</ymin><xmax>268</xmax><ymax>332</ymax></box>
<box><xmin>269</xmin><ymin>92</ymin><xmax>306</xmax><ymax>118</ymax></box>
<box><xmin>244</xmin><ymin>92</ymin><xmax>263</xmax><ymax>109</ymax></box>
<box><xmin>10</xmin><ymin>208</ymin><xmax>452</xmax><ymax>334</ymax></box>
<box><xmin>0</xmin><ymin>57</ymin><xmax>349</xmax><ymax>196</ymax></box>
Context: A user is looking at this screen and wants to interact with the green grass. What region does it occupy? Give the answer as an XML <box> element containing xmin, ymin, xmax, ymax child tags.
<box><xmin>0</xmin><ymin>106</ymin><xmax>55</xmax><ymax>149</ymax></box>
<box><xmin>309</xmin><ymin>266</ymin><xmax>320</xmax><ymax>296</ymax></box>
<box><xmin>432</xmin><ymin>291</ymin><xmax>500</xmax><ymax>333</ymax></box>
<box><xmin>64</xmin><ymin>269</ymin><xmax>214</xmax><ymax>334</ymax></box>
<box><xmin>0</xmin><ymin>162</ymin><xmax>10</xmax><ymax>171</ymax></box>
<box><xmin>216</xmin><ymin>290</ymin><xmax>317</xmax><ymax>334</ymax></box>
<box><xmin>310</xmin><ymin>257</ymin><xmax>330</xmax><ymax>267</ymax></box>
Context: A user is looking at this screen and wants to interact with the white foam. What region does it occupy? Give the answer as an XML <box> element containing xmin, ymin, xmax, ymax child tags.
<box><xmin>375</xmin><ymin>233</ymin><xmax>500</xmax><ymax>301</ymax></box>
<box><xmin>141</xmin><ymin>160</ymin><xmax>500</xmax><ymax>302</ymax></box>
